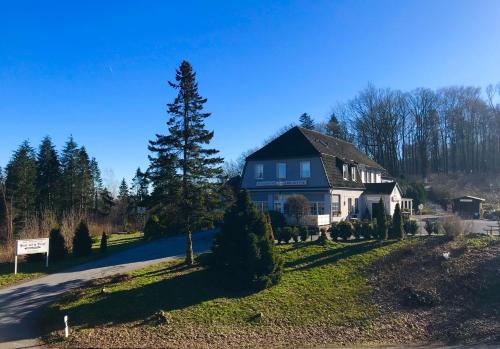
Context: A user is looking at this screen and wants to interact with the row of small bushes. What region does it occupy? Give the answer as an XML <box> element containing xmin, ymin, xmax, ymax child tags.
<box><xmin>329</xmin><ymin>218</ymin><xmax>419</xmax><ymax>241</ymax></box>
<box><xmin>30</xmin><ymin>221</ymin><xmax>109</xmax><ymax>263</ymax></box>
<box><xmin>274</xmin><ymin>226</ymin><xmax>318</xmax><ymax>244</ymax></box>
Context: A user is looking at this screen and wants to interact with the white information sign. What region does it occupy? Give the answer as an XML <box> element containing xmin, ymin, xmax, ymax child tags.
<box><xmin>14</xmin><ymin>238</ymin><xmax>49</xmax><ymax>274</ymax></box>
<box><xmin>16</xmin><ymin>238</ymin><xmax>49</xmax><ymax>255</ymax></box>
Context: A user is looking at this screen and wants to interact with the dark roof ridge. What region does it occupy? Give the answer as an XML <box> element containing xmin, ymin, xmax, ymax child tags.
<box><xmin>295</xmin><ymin>126</ymin><xmax>356</xmax><ymax>146</ymax></box>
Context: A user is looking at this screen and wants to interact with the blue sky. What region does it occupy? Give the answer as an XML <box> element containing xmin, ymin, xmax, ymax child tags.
<box><xmin>1</xmin><ymin>0</ymin><xmax>500</xmax><ymax>189</ymax></box>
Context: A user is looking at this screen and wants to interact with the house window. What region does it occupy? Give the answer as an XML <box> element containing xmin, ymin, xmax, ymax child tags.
<box><xmin>361</xmin><ymin>170</ymin><xmax>366</xmax><ymax>183</ymax></box>
<box><xmin>351</xmin><ymin>166</ymin><xmax>356</xmax><ymax>181</ymax></box>
<box><xmin>371</xmin><ymin>171</ymin><xmax>375</xmax><ymax>183</ymax></box>
<box><xmin>354</xmin><ymin>198</ymin><xmax>359</xmax><ymax>214</ymax></box>
<box><xmin>300</xmin><ymin>161</ymin><xmax>311</xmax><ymax>178</ymax></box>
<box><xmin>376</xmin><ymin>172</ymin><xmax>381</xmax><ymax>183</ymax></box>
<box><xmin>277</xmin><ymin>163</ymin><xmax>286</xmax><ymax>179</ymax></box>
<box><xmin>348</xmin><ymin>198</ymin><xmax>353</xmax><ymax>213</ymax></box>
<box><xmin>310</xmin><ymin>202</ymin><xmax>325</xmax><ymax>215</ymax></box>
<box><xmin>254</xmin><ymin>201</ymin><xmax>267</xmax><ymax>213</ymax></box>
<box><xmin>342</xmin><ymin>164</ymin><xmax>348</xmax><ymax>180</ymax></box>
<box><xmin>331</xmin><ymin>195</ymin><xmax>341</xmax><ymax>215</ymax></box>
<box><xmin>255</xmin><ymin>164</ymin><xmax>264</xmax><ymax>179</ymax></box>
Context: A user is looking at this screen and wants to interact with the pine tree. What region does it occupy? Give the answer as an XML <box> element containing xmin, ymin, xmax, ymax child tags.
<box><xmin>49</xmin><ymin>228</ymin><xmax>67</xmax><ymax>261</ymax></box>
<box><xmin>99</xmin><ymin>232</ymin><xmax>108</xmax><ymax>253</ymax></box>
<box><xmin>325</xmin><ymin>114</ymin><xmax>342</xmax><ymax>138</ymax></box>
<box><xmin>36</xmin><ymin>136</ymin><xmax>61</xmax><ymax>212</ymax></box>
<box><xmin>392</xmin><ymin>203</ymin><xmax>405</xmax><ymax>239</ymax></box>
<box><xmin>299</xmin><ymin>113</ymin><xmax>315</xmax><ymax>130</ymax></box>
<box><xmin>89</xmin><ymin>157</ymin><xmax>103</xmax><ymax>213</ymax></box>
<box><xmin>5</xmin><ymin>141</ymin><xmax>38</xmax><ymax>229</ymax></box>
<box><xmin>75</xmin><ymin>147</ymin><xmax>93</xmax><ymax>211</ymax></box>
<box><xmin>212</xmin><ymin>190</ymin><xmax>283</xmax><ymax>290</ymax></box>
<box><xmin>72</xmin><ymin>220</ymin><xmax>92</xmax><ymax>257</ymax></box>
<box><xmin>118</xmin><ymin>178</ymin><xmax>129</xmax><ymax>203</ymax></box>
<box><xmin>60</xmin><ymin>136</ymin><xmax>79</xmax><ymax>210</ymax></box>
<box><xmin>376</xmin><ymin>197</ymin><xmax>388</xmax><ymax>240</ymax></box>
<box><xmin>98</xmin><ymin>187</ymin><xmax>115</xmax><ymax>216</ymax></box>
<box><xmin>131</xmin><ymin>167</ymin><xmax>149</xmax><ymax>208</ymax></box>
<box><xmin>148</xmin><ymin>60</ymin><xmax>223</xmax><ymax>265</ymax></box>
<box><xmin>118</xmin><ymin>178</ymin><xmax>129</xmax><ymax>230</ymax></box>
<box><xmin>0</xmin><ymin>166</ymin><xmax>14</xmax><ymax>242</ymax></box>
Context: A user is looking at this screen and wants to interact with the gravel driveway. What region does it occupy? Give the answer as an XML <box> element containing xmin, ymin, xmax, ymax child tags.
<box><xmin>0</xmin><ymin>230</ymin><xmax>215</xmax><ymax>349</ymax></box>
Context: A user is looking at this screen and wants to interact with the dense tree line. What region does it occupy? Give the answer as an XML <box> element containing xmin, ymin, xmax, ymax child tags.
<box><xmin>299</xmin><ymin>83</ymin><xmax>500</xmax><ymax>178</ymax></box>
<box><xmin>0</xmin><ymin>136</ymin><xmax>113</xmax><ymax>243</ymax></box>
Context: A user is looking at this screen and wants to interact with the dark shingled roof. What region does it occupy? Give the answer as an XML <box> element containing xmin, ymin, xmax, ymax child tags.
<box><xmin>246</xmin><ymin>126</ymin><xmax>386</xmax><ymax>189</ymax></box>
<box><xmin>320</xmin><ymin>155</ymin><xmax>365</xmax><ymax>189</ymax></box>
<box><xmin>298</xmin><ymin>127</ymin><xmax>385</xmax><ymax>170</ymax></box>
<box><xmin>363</xmin><ymin>182</ymin><xmax>398</xmax><ymax>195</ymax></box>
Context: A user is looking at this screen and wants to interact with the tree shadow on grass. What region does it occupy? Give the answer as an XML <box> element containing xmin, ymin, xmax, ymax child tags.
<box><xmin>286</xmin><ymin>240</ymin><xmax>397</xmax><ymax>272</ymax></box>
<box><xmin>48</xmin><ymin>265</ymin><xmax>252</xmax><ymax>330</ymax></box>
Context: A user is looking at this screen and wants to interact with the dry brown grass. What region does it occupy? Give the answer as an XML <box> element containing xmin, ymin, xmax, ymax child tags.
<box><xmin>371</xmin><ymin>235</ymin><xmax>500</xmax><ymax>344</ymax></box>
<box><xmin>0</xmin><ymin>209</ymin><xmax>123</xmax><ymax>260</ymax></box>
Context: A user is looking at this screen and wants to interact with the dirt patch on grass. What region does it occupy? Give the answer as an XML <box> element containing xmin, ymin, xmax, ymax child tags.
<box><xmin>370</xmin><ymin>235</ymin><xmax>500</xmax><ymax>345</ymax></box>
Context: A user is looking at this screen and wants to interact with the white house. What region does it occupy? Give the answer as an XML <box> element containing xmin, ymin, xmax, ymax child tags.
<box><xmin>241</xmin><ymin>126</ymin><xmax>411</xmax><ymax>226</ymax></box>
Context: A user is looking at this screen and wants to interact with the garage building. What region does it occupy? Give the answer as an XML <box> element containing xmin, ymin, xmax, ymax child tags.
<box><xmin>452</xmin><ymin>195</ymin><xmax>485</xmax><ymax>219</ymax></box>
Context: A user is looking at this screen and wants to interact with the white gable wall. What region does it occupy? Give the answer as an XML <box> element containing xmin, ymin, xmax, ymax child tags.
<box><xmin>361</xmin><ymin>185</ymin><xmax>402</xmax><ymax>218</ymax></box>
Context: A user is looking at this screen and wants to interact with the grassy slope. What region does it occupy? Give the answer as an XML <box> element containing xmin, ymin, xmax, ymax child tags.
<box><xmin>42</xmin><ymin>238</ymin><xmax>418</xmax><ymax>348</ymax></box>
<box><xmin>0</xmin><ymin>231</ymin><xmax>144</xmax><ymax>288</ymax></box>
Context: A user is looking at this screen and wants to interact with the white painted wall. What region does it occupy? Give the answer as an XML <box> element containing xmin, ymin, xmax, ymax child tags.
<box><xmin>329</xmin><ymin>188</ymin><xmax>364</xmax><ymax>222</ymax></box>
<box><xmin>362</xmin><ymin>186</ymin><xmax>403</xmax><ymax>218</ymax></box>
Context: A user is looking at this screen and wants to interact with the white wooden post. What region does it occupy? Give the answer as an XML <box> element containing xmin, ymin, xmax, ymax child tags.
<box><xmin>46</xmin><ymin>251</ymin><xmax>49</xmax><ymax>268</ymax></box>
<box><xmin>64</xmin><ymin>315</ymin><xmax>69</xmax><ymax>338</ymax></box>
<box><xmin>14</xmin><ymin>255</ymin><xmax>18</xmax><ymax>275</ymax></box>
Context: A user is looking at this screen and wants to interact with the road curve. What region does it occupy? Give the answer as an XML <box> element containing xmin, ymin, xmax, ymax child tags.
<box><xmin>0</xmin><ymin>230</ymin><xmax>215</xmax><ymax>349</ymax></box>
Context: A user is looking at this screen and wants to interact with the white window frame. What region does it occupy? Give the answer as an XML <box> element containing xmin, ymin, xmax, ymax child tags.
<box><xmin>300</xmin><ymin>161</ymin><xmax>311</xmax><ymax>178</ymax></box>
<box><xmin>361</xmin><ymin>170</ymin><xmax>366</xmax><ymax>183</ymax></box>
<box><xmin>331</xmin><ymin>194</ymin><xmax>341</xmax><ymax>215</ymax></box>
<box><xmin>277</xmin><ymin>162</ymin><xmax>286</xmax><ymax>179</ymax></box>
<box><xmin>351</xmin><ymin>166</ymin><xmax>356</xmax><ymax>181</ymax></box>
<box><xmin>376</xmin><ymin>172</ymin><xmax>381</xmax><ymax>183</ymax></box>
<box><xmin>342</xmin><ymin>164</ymin><xmax>349</xmax><ymax>180</ymax></box>
<box><xmin>255</xmin><ymin>163</ymin><xmax>264</xmax><ymax>179</ymax></box>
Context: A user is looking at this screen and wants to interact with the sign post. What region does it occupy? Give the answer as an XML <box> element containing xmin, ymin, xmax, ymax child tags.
<box><xmin>14</xmin><ymin>238</ymin><xmax>50</xmax><ymax>274</ymax></box>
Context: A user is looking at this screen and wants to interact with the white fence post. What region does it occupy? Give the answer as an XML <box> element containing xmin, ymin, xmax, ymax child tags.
<box><xmin>64</xmin><ymin>315</ymin><xmax>69</xmax><ymax>338</ymax></box>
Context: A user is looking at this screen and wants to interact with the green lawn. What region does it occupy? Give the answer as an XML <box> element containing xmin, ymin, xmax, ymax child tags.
<box><xmin>0</xmin><ymin>231</ymin><xmax>144</xmax><ymax>289</ymax></box>
<box><xmin>42</xmin><ymin>237</ymin><xmax>422</xmax><ymax>348</ymax></box>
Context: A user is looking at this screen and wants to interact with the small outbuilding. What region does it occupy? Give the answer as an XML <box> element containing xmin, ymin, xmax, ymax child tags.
<box><xmin>452</xmin><ymin>195</ymin><xmax>485</xmax><ymax>219</ymax></box>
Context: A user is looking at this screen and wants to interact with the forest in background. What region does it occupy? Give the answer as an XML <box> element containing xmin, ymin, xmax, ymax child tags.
<box><xmin>313</xmin><ymin>83</ymin><xmax>500</xmax><ymax>178</ymax></box>
<box><xmin>0</xmin><ymin>136</ymin><xmax>149</xmax><ymax>261</ymax></box>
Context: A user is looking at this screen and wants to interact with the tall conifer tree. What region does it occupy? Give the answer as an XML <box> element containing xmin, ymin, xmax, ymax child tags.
<box><xmin>148</xmin><ymin>60</ymin><xmax>223</xmax><ymax>265</ymax></box>
<box><xmin>5</xmin><ymin>141</ymin><xmax>38</xmax><ymax>228</ymax></box>
<box><xmin>60</xmin><ymin>136</ymin><xmax>79</xmax><ymax>210</ymax></box>
<box><xmin>36</xmin><ymin>136</ymin><xmax>61</xmax><ymax>211</ymax></box>
<box><xmin>76</xmin><ymin>147</ymin><xmax>93</xmax><ymax>211</ymax></box>
<box><xmin>89</xmin><ymin>157</ymin><xmax>103</xmax><ymax>213</ymax></box>
<box><xmin>299</xmin><ymin>113</ymin><xmax>315</xmax><ymax>129</ymax></box>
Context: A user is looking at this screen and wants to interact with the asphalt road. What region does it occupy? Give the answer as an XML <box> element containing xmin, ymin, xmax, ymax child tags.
<box><xmin>414</xmin><ymin>215</ymin><xmax>499</xmax><ymax>235</ymax></box>
<box><xmin>0</xmin><ymin>230</ymin><xmax>215</xmax><ymax>349</ymax></box>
